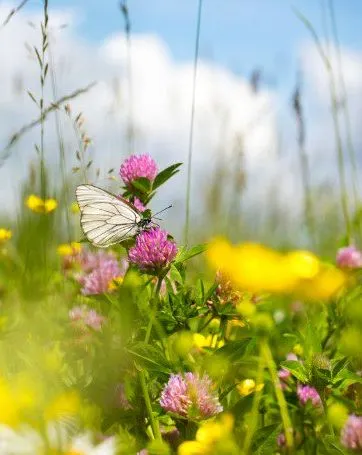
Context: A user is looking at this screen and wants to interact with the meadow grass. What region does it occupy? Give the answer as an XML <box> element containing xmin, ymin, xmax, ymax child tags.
<box><xmin>1</xmin><ymin>1</ymin><xmax>362</xmax><ymax>454</ymax></box>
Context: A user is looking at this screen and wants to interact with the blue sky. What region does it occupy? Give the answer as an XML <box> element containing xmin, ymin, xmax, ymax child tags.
<box><xmin>30</xmin><ymin>0</ymin><xmax>362</xmax><ymax>87</ymax></box>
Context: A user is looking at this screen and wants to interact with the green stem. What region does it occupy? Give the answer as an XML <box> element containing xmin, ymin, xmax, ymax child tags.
<box><xmin>138</xmin><ymin>369</ymin><xmax>161</xmax><ymax>440</ymax></box>
<box><xmin>144</xmin><ymin>276</ymin><xmax>163</xmax><ymax>343</ymax></box>
<box><xmin>260</xmin><ymin>338</ymin><xmax>294</xmax><ymax>451</ymax></box>
<box><xmin>242</xmin><ymin>351</ymin><xmax>265</xmax><ymax>454</ymax></box>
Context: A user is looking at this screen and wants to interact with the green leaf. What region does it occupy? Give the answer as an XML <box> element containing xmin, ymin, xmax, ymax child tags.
<box><xmin>127</xmin><ymin>342</ymin><xmax>172</xmax><ymax>375</ymax></box>
<box><xmin>280</xmin><ymin>360</ymin><xmax>309</xmax><ymax>383</ymax></box>
<box><xmin>175</xmin><ymin>244</ymin><xmax>207</xmax><ymax>264</ymax></box>
<box><xmin>131</xmin><ymin>177</ymin><xmax>152</xmax><ymax>193</ymax></box>
<box><xmin>169</xmin><ymin>264</ymin><xmax>183</xmax><ymax>284</ymax></box>
<box><xmin>319</xmin><ymin>435</ymin><xmax>349</xmax><ymax>455</ymax></box>
<box><xmin>153</xmin><ymin>163</ymin><xmax>182</xmax><ymax>190</ymax></box>
<box><xmin>215</xmin><ymin>338</ymin><xmax>254</xmax><ymax>362</ymax></box>
<box><xmin>332</xmin><ymin>357</ymin><xmax>349</xmax><ymax>378</ymax></box>
<box><xmin>251</xmin><ymin>424</ymin><xmax>280</xmax><ymax>455</ymax></box>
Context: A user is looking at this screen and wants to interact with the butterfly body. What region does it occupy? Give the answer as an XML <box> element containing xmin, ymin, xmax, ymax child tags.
<box><xmin>76</xmin><ymin>184</ymin><xmax>150</xmax><ymax>248</ymax></box>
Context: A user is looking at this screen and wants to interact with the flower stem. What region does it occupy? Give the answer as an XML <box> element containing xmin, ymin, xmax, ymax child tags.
<box><xmin>260</xmin><ymin>338</ymin><xmax>294</xmax><ymax>451</ymax></box>
<box><xmin>138</xmin><ymin>368</ymin><xmax>161</xmax><ymax>440</ymax></box>
<box><xmin>144</xmin><ymin>277</ymin><xmax>163</xmax><ymax>343</ymax></box>
<box><xmin>242</xmin><ymin>351</ymin><xmax>265</xmax><ymax>454</ymax></box>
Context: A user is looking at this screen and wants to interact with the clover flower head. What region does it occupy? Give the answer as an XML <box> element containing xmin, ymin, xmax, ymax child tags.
<box><xmin>119</xmin><ymin>154</ymin><xmax>157</xmax><ymax>186</ymax></box>
<box><xmin>81</xmin><ymin>257</ymin><xmax>123</xmax><ymax>295</ymax></box>
<box><xmin>128</xmin><ymin>228</ymin><xmax>177</xmax><ymax>273</ymax></box>
<box><xmin>159</xmin><ymin>373</ymin><xmax>223</xmax><ymax>421</ymax></box>
<box><xmin>69</xmin><ymin>305</ymin><xmax>105</xmax><ymax>331</ymax></box>
<box><xmin>337</xmin><ymin>245</ymin><xmax>362</xmax><ymax>269</ymax></box>
<box><xmin>341</xmin><ymin>415</ymin><xmax>362</xmax><ymax>450</ymax></box>
<box><xmin>133</xmin><ymin>197</ymin><xmax>146</xmax><ymax>212</ymax></box>
<box><xmin>297</xmin><ymin>385</ymin><xmax>322</xmax><ymax>407</ymax></box>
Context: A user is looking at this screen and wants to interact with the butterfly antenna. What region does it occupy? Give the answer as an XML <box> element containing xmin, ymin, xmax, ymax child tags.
<box><xmin>152</xmin><ymin>204</ymin><xmax>172</xmax><ymax>219</ymax></box>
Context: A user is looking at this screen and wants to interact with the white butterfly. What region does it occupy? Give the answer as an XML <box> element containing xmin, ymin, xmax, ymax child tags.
<box><xmin>76</xmin><ymin>184</ymin><xmax>151</xmax><ymax>248</ymax></box>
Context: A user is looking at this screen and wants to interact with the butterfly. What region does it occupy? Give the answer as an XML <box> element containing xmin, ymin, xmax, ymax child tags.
<box><xmin>76</xmin><ymin>184</ymin><xmax>154</xmax><ymax>248</ymax></box>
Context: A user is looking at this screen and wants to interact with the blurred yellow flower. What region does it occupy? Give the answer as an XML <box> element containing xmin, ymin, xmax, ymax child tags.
<box><xmin>207</xmin><ymin>238</ymin><xmax>346</xmax><ymax>300</ymax></box>
<box><xmin>108</xmin><ymin>276</ymin><xmax>124</xmax><ymax>291</ymax></box>
<box><xmin>26</xmin><ymin>194</ymin><xmax>58</xmax><ymax>213</ymax></box>
<box><xmin>57</xmin><ymin>242</ymin><xmax>82</xmax><ymax>256</ymax></box>
<box><xmin>71</xmin><ymin>201</ymin><xmax>80</xmax><ymax>214</ymax></box>
<box><xmin>0</xmin><ymin>228</ymin><xmax>12</xmax><ymax>245</ymax></box>
<box><xmin>237</xmin><ymin>379</ymin><xmax>264</xmax><ymax>397</ymax></box>
<box><xmin>0</xmin><ymin>377</ymin><xmax>20</xmax><ymax>426</ymax></box>
<box><xmin>44</xmin><ymin>390</ymin><xmax>80</xmax><ymax>421</ymax></box>
<box><xmin>178</xmin><ymin>414</ymin><xmax>235</xmax><ymax>455</ymax></box>
<box><xmin>0</xmin><ymin>374</ymin><xmax>37</xmax><ymax>427</ymax></box>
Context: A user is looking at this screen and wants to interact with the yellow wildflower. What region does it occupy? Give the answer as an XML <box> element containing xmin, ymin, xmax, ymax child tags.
<box><xmin>237</xmin><ymin>378</ymin><xmax>264</xmax><ymax>397</ymax></box>
<box><xmin>44</xmin><ymin>390</ymin><xmax>80</xmax><ymax>421</ymax></box>
<box><xmin>57</xmin><ymin>242</ymin><xmax>82</xmax><ymax>256</ymax></box>
<box><xmin>0</xmin><ymin>377</ymin><xmax>20</xmax><ymax>426</ymax></box>
<box><xmin>178</xmin><ymin>414</ymin><xmax>236</xmax><ymax>455</ymax></box>
<box><xmin>108</xmin><ymin>276</ymin><xmax>124</xmax><ymax>291</ymax></box>
<box><xmin>26</xmin><ymin>194</ymin><xmax>57</xmax><ymax>213</ymax></box>
<box><xmin>207</xmin><ymin>238</ymin><xmax>346</xmax><ymax>300</ymax></box>
<box><xmin>44</xmin><ymin>199</ymin><xmax>58</xmax><ymax>213</ymax></box>
<box><xmin>71</xmin><ymin>201</ymin><xmax>80</xmax><ymax>214</ymax></box>
<box><xmin>0</xmin><ymin>228</ymin><xmax>12</xmax><ymax>245</ymax></box>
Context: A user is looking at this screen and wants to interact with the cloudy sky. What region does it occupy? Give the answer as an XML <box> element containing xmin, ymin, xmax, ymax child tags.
<box><xmin>0</xmin><ymin>0</ymin><xmax>362</xmax><ymax>240</ymax></box>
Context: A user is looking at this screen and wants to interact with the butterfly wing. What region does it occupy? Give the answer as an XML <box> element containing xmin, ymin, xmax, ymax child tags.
<box><xmin>76</xmin><ymin>184</ymin><xmax>141</xmax><ymax>247</ymax></box>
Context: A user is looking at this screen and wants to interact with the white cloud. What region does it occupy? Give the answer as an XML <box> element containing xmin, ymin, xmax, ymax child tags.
<box><xmin>1</xmin><ymin>4</ymin><xmax>361</xmax><ymax>242</ymax></box>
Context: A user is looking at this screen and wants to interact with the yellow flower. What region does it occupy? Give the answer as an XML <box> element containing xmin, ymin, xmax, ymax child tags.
<box><xmin>0</xmin><ymin>377</ymin><xmax>20</xmax><ymax>426</ymax></box>
<box><xmin>237</xmin><ymin>379</ymin><xmax>264</xmax><ymax>397</ymax></box>
<box><xmin>44</xmin><ymin>390</ymin><xmax>80</xmax><ymax>421</ymax></box>
<box><xmin>0</xmin><ymin>374</ymin><xmax>38</xmax><ymax>427</ymax></box>
<box><xmin>296</xmin><ymin>265</ymin><xmax>346</xmax><ymax>300</ymax></box>
<box><xmin>108</xmin><ymin>276</ymin><xmax>124</xmax><ymax>291</ymax></box>
<box><xmin>57</xmin><ymin>242</ymin><xmax>82</xmax><ymax>256</ymax></box>
<box><xmin>26</xmin><ymin>194</ymin><xmax>57</xmax><ymax>213</ymax></box>
<box><xmin>178</xmin><ymin>414</ymin><xmax>235</xmax><ymax>455</ymax></box>
<box><xmin>207</xmin><ymin>238</ymin><xmax>346</xmax><ymax>300</ymax></box>
<box><xmin>284</xmin><ymin>250</ymin><xmax>320</xmax><ymax>279</ymax></box>
<box><xmin>44</xmin><ymin>199</ymin><xmax>58</xmax><ymax>213</ymax></box>
<box><xmin>0</xmin><ymin>228</ymin><xmax>12</xmax><ymax>245</ymax></box>
<box><xmin>71</xmin><ymin>201</ymin><xmax>80</xmax><ymax>214</ymax></box>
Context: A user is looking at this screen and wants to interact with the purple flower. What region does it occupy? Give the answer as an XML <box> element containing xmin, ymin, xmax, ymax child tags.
<box><xmin>119</xmin><ymin>154</ymin><xmax>157</xmax><ymax>186</ymax></box>
<box><xmin>278</xmin><ymin>369</ymin><xmax>291</xmax><ymax>380</ymax></box>
<box><xmin>277</xmin><ymin>432</ymin><xmax>286</xmax><ymax>448</ymax></box>
<box><xmin>115</xmin><ymin>383</ymin><xmax>132</xmax><ymax>410</ymax></box>
<box><xmin>341</xmin><ymin>415</ymin><xmax>362</xmax><ymax>451</ymax></box>
<box><xmin>128</xmin><ymin>228</ymin><xmax>177</xmax><ymax>273</ymax></box>
<box><xmin>337</xmin><ymin>246</ymin><xmax>362</xmax><ymax>269</ymax></box>
<box><xmin>286</xmin><ymin>353</ymin><xmax>298</xmax><ymax>361</ymax></box>
<box><xmin>69</xmin><ymin>305</ymin><xmax>105</xmax><ymax>331</ymax></box>
<box><xmin>297</xmin><ymin>385</ymin><xmax>322</xmax><ymax>407</ymax></box>
<box><xmin>81</xmin><ymin>257</ymin><xmax>124</xmax><ymax>295</ymax></box>
<box><xmin>133</xmin><ymin>197</ymin><xmax>146</xmax><ymax>212</ymax></box>
<box><xmin>159</xmin><ymin>373</ymin><xmax>223</xmax><ymax>421</ymax></box>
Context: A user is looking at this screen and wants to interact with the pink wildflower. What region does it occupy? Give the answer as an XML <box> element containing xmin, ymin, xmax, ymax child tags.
<box><xmin>159</xmin><ymin>373</ymin><xmax>223</xmax><ymax>421</ymax></box>
<box><xmin>297</xmin><ymin>385</ymin><xmax>322</xmax><ymax>407</ymax></box>
<box><xmin>119</xmin><ymin>154</ymin><xmax>157</xmax><ymax>186</ymax></box>
<box><xmin>115</xmin><ymin>383</ymin><xmax>132</xmax><ymax>410</ymax></box>
<box><xmin>277</xmin><ymin>432</ymin><xmax>286</xmax><ymax>448</ymax></box>
<box><xmin>81</xmin><ymin>257</ymin><xmax>123</xmax><ymax>295</ymax></box>
<box><xmin>69</xmin><ymin>305</ymin><xmax>105</xmax><ymax>331</ymax></box>
<box><xmin>336</xmin><ymin>245</ymin><xmax>362</xmax><ymax>269</ymax></box>
<box><xmin>341</xmin><ymin>415</ymin><xmax>362</xmax><ymax>451</ymax></box>
<box><xmin>133</xmin><ymin>197</ymin><xmax>146</xmax><ymax>212</ymax></box>
<box><xmin>128</xmin><ymin>228</ymin><xmax>177</xmax><ymax>273</ymax></box>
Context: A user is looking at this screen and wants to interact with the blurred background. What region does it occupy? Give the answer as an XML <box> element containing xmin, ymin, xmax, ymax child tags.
<box><xmin>1</xmin><ymin>0</ymin><xmax>362</xmax><ymax>251</ymax></box>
